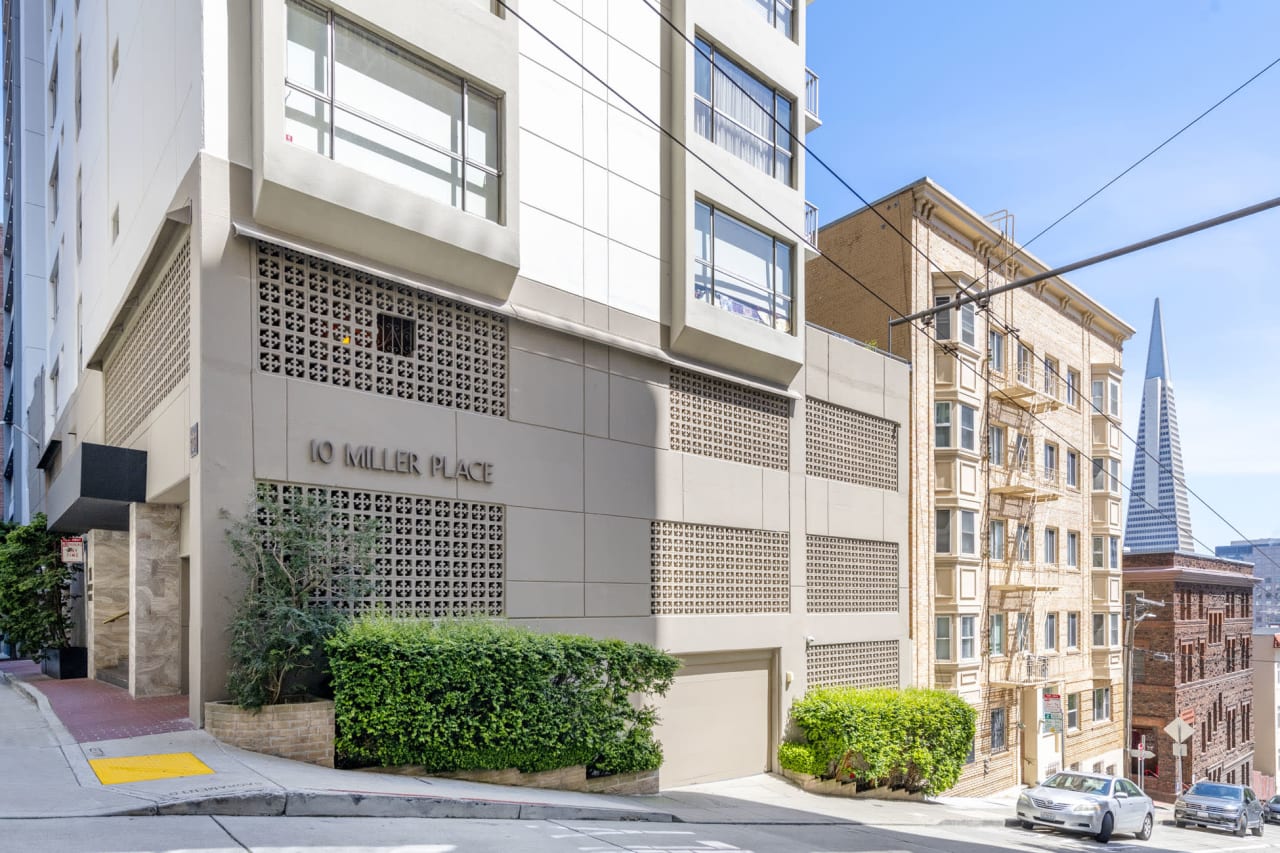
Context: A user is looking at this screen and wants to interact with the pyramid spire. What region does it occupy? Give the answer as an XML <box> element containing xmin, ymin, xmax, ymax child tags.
<box><xmin>1125</xmin><ymin>298</ymin><xmax>1195</xmax><ymax>554</ymax></box>
<box><xmin>1144</xmin><ymin>298</ymin><xmax>1170</xmax><ymax>381</ymax></box>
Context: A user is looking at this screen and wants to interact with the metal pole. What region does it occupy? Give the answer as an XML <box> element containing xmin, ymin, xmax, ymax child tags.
<box><xmin>889</xmin><ymin>196</ymin><xmax>1280</xmax><ymax>328</ymax></box>
<box><xmin>1124</xmin><ymin>593</ymin><xmax>1136</xmax><ymax>785</ymax></box>
<box><xmin>1175</xmin><ymin>741</ymin><xmax>1183</xmax><ymax>798</ymax></box>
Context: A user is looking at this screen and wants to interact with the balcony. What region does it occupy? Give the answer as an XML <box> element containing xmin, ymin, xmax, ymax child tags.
<box><xmin>990</xmin><ymin>651</ymin><xmax>1063</xmax><ymax>687</ymax></box>
<box><xmin>989</xmin><ymin>366</ymin><xmax>1063</xmax><ymax>413</ymax></box>
<box><xmin>804</xmin><ymin>201</ymin><xmax>818</xmax><ymax>249</ymax></box>
<box><xmin>989</xmin><ymin>562</ymin><xmax>1062</xmax><ymax>591</ymax></box>
<box><xmin>989</xmin><ymin>461</ymin><xmax>1060</xmax><ymax>501</ymax></box>
<box><xmin>804</xmin><ymin>67</ymin><xmax>821</xmax><ymax>131</ymax></box>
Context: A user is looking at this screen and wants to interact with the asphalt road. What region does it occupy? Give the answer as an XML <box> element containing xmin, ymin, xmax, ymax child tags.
<box><xmin>4</xmin><ymin>816</ymin><xmax>1280</xmax><ymax>853</ymax></box>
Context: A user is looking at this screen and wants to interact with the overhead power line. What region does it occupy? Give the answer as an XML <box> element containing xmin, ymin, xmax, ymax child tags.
<box><xmin>636</xmin><ymin>0</ymin><xmax>1280</xmax><ymax>574</ymax></box>
<box><xmin>500</xmin><ymin>0</ymin><xmax>1232</xmax><ymax>573</ymax></box>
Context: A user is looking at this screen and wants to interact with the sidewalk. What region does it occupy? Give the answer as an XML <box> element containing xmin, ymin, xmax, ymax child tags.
<box><xmin>0</xmin><ymin>659</ymin><xmax>1113</xmax><ymax>828</ymax></box>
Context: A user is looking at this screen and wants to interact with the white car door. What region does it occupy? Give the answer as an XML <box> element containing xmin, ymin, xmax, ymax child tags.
<box><xmin>1115</xmin><ymin>779</ymin><xmax>1145</xmax><ymax>831</ymax></box>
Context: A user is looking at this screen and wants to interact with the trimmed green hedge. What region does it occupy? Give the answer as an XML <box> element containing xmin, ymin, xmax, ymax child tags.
<box><xmin>779</xmin><ymin>686</ymin><xmax>975</xmax><ymax>795</ymax></box>
<box><xmin>326</xmin><ymin>617</ymin><xmax>679</xmax><ymax>775</ymax></box>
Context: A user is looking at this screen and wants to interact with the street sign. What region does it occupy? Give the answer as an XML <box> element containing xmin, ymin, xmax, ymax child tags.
<box><xmin>1165</xmin><ymin>717</ymin><xmax>1195</xmax><ymax>743</ymax></box>
<box><xmin>1171</xmin><ymin>744</ymin><xmax>1188</xmax><ymax>757</ymax></box>
<box><xmin>60</xmin><ymin>537</ymin><xmax>84</xmax><ymax>564</ymax></box>
<box><xmin>1180</xmin><ymin>708</ymin><xmax>1196</xmax><ymax>725</ymax></box>
<box><xmin>1128</xmin><ymin>748</ymin><xmax>1156</xmax><ymax>759</ymax></box>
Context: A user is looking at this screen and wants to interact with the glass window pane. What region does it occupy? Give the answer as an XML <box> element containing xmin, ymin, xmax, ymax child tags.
<box><xmin>286</xmin><ymin>1</ymin><xmax>329</xmax><ymax>94</ymax></box>
<box><xmin>334</xmin><ymin>107</ymin><xmax>460</xmax><ymax>204</ymax></box>
<box><xmin>774</xmin><ymin>95</ymin><xmax>791</xmax><ymax>149</ymax></box>
<box><xmin>335</xmin><ymin>22</ymin><xmax>461</xmax><ymax>156</ymax></box>
<box><xmin>466</xmin><ymin>90</ymin><xmax>499</xmax><ymax>169</ymax></box>
<box><xmin>284</xmin><ymin>88</ymin><xmax>330</xmax><ymax>155</ymax></box>
<box><xmin>775</xmin><ymin>241</ymin><xmax>792</xmax><ymax>297</ymax></box>
<box><xmin>464</xmin><ymin>165</ymin><xmax>499</xmax><ymax>222</ymax></box>
<box><xmin>694</xmin><ymin>38</ymin><xmax>712</xmax><ymax>102</ymax></box>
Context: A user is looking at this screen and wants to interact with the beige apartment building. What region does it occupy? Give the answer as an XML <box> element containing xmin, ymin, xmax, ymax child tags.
<box><xmin>12</xmin><ymin>0</ymin><xmax>914</xmax><ymax>788</ymax></box>
<box><xmin>808</xmin><ymin>178</ymin><xmax>1136</xmax><ymax>795</ymax></box>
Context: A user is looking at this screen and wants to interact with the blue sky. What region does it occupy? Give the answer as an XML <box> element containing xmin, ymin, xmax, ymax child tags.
<box><xmin>805</xmin><ymin>0</ymin><xmax>1280</xmax><ymax>553</ymax></box>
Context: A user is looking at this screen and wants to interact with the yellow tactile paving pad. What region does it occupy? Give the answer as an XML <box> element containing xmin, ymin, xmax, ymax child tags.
<box><xmin>89</xmin><ymin>752</ymin><xmax>215</xmax><ymax>785</ymax></box>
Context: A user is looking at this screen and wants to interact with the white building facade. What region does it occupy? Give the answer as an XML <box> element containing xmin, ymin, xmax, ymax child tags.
<box><xmin>11</xmin><ymin>0</ymin><xmax>915</xmax><ymax>787</ymax></box>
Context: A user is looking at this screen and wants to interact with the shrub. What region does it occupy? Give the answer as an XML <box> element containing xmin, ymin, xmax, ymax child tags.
<box><xmin>780</xmin><ymin>686</ymin><xmax>975</xmax><ymax>795</ymax></box>
<box><xmin>0</xmin><ymin>514</ymin><xmax>72</xmax><ymax>660</ymax></box>
<box><xmin>326</xmin><ymin>617</ymin><xmax>679</xmax><ymax>775</ymax></box>
<box><xmin>223</xmin><ymin>486</ymin><xmax>378</xmax><ymax>709</ymax></box>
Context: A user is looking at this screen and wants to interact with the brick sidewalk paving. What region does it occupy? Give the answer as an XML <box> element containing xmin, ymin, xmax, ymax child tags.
<box><xmin>0</xmin><ymin>658</ymin><xmax>193</xmax><ymax>743</ymax></box>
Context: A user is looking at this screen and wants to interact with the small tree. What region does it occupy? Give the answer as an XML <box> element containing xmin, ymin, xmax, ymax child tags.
<box><xmin>0</xmin><ymin>514</ymin><xmax>73</xmax><ymax>660</ymax></box>
<box><xmin>224</xmin><ymin>486</ymin><xmax>379</xmax><ymax>709</ymax></box>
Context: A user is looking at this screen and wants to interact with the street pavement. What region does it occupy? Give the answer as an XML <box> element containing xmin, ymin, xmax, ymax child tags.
<box><xmin>1</xmin><ymin>658</ymin><xmax>1023</xmax><ymax>826</ymax></box>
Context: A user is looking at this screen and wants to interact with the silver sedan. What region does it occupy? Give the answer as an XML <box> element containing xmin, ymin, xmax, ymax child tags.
<box><xmin>1016</xmin><ymin>771</ymin><xmax>1155</xmax><ymax>844</ymax></box>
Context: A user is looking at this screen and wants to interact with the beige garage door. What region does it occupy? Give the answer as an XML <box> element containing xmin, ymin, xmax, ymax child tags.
<box><xmin>654</xmin><ymin>651</ymin><xmax>773</xmax><ymax>788</ymax></box>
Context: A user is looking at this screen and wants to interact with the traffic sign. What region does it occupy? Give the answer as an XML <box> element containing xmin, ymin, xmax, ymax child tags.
<box><xmin>1165</xmin><ymin>717</ymin><xmax>1194</xmax><ymax>743</ymax></box>
<box><xmin>60</xmin><ymin>537</ymin><xmax>84</xmax><ymax>564</ymax></box>
<box><xmin>1128</xmin><ymin>748</ymin><xmax>1155</xmax><ymax>759</ymax></box>
<box><xmin>1171</xmin><ymin>744</ymin><xmax>1188</xmax><ymax>757</ymax></box>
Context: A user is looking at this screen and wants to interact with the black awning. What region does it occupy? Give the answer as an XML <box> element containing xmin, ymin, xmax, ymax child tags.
<box><xmin>46</xmin><ymin>443</ymin><xmax>147</xmax><ymax>532</ymax></box>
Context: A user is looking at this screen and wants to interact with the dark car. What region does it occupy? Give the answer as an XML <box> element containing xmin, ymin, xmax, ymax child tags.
<box><xmin>1174</xmin><ymin>781</ymin><xmax>1264</xmax><ymax>837</ymax></box>
<box><xmin>1266</xmin><ymin>794</ymin><xmax>1280</xmax><ymax>825</ymax></box>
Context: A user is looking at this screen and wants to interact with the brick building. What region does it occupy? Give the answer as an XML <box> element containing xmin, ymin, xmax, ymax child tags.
<box><xmin>807</xmin><ymin>179</ymin><xmax>1135</xmax><ymax>795</ymax></box>
<box><xmin>1126</xmin><ymin>551</ymin><xmax>1257</xmax><ymax>800</ymax></box>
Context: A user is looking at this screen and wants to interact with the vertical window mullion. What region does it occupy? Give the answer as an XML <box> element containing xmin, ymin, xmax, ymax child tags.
<box><xmin>327</xmin><ymin>10</ymin><xmax>336</xmax><ymax>160</ymax></box>
<box><xmin>461</xmin><ymin>80</ymin><xmax>469</xmax><ymax>212</ymax></box>
<box><xmin>708</xmin><ymin>205</ymin><xmax>716</xmax><ymax>306</ymax></box>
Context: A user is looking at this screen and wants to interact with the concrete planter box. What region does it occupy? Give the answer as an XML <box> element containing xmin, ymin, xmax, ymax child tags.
<box><xmin>204</xmin><ymin>698</ymin><xmax>334</xmax><ymax>767</ymax></box>
<box><xmin>780</xmin><ymin>768</ymin><xmax>924</xmax><ymax>800</ymax></box>
<box><xmin>373</xmin><ymin>763</ymin><xmax>659</xmax><ymax>795</ymax></box>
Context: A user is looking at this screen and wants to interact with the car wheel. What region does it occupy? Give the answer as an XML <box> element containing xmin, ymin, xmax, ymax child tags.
<box><xmin>1253</xmin><ymin>817</ymin><xmax>1264</xmax><ymax>838</ymax></box>
<box><xmin>1174</xmin><ymin>820</ymin><xmax>1185</xmax><ymax>829</ymax></box>
<box><xmin>1236</xmin><ymin>814</ymin><xmax>1248</xmax><ymax>837</ymax></box>
<box><xmin>1136</xmin><ymin>811</ymin><xmax>1153</xmax><ymax>841</ymax></box>
<box><xmin>1095</xmin><ymin>811</ymin><xmax>1113</xmax><ymax>844</ymax></box>
<box><xmin>1019</xmin><ymin>820</ymin><xmax>1035</xmax><ymax>830</ymax></box>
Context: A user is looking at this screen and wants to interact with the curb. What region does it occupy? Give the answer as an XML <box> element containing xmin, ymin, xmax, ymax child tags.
<box><xmin>0</xmin><ymin>668</ymin><xmax>79</xmax><ymax>747</ymax></box>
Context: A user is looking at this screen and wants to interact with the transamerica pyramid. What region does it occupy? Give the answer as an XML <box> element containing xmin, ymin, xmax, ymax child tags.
<box><xmin>1124</xmin><ymin>298</ymin><xmax>1195</xmax><ymax>553</ymax></box>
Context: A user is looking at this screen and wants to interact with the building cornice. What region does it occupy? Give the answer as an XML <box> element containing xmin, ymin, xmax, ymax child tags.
<box><xmin>1123</xmin><ymin>566</ymin><xmax>1260</xmax><ymax>588</ymax></box>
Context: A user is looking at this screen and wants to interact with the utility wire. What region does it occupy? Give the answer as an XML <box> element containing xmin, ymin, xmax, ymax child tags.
<box><xmin>642</xmin><ymin>0</ymin><xmax>1280</xmax><ymax>575</ymax></box>
<box><xmin>499</xmin><ymin>0</ymin><xmax>1227</xmax><ymax>576</ymax></box>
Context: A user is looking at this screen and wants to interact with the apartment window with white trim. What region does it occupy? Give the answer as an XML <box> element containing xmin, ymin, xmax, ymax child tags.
<box><xmin>1044</xmin><ymin>612</ymin><xmax>1057</xmax><ymax>651</ymax></box>
<box><xmin>1043</xmin><ymin>442</ymin><xmax>1058</xmax><ymax>481</ymax></box>
<box><xmin>988</xmin><ymin>424</ymin><xmax>1005</xmax><ymax>465</ymax></box>
<box><xmin>1093</xmin><ymin>613</ymin><xmax>1106</xmax><ymax>646</ymax></box>
<box><xmin>991</xmin><ymin>707</ymin><xmax>1007</xmax><ymax>751</ymax></box>
<box><xmin>1066</xmin><ymin>368</ymin><xmax>1080</xmax><ymax>407</ymax></box>
<box><xmin>960</xmin><ymin>299</ymin><xmax>975</xmax><ymax>346</ymax></box>
<box><xmin>988</xmin><ymin>330</ymin><xmax>1005</xmax><ymax>373</ymax></box>
<box><xmin>1092</xmin><ymin>536</ymin><xmax>1105</xmax><ymax>568</ymax></box>
<box><xmin>990</xmin><ymin>613</ymin><xmax>1005</xmax><ymax>656</ymax></box>
<box><xmin>1109</xmin><ymin>458</ymin><xmax>1122</xmax><ymax>494</ymax></box>
<box><xmin>1066</xmin><ymin>531</ymin><xmax>1079</xmax><ymax>568</ymax></box>
<box><xmin>1110</xmin><ymin>613</ymin><xmax>1121</xmax><ymax>646</ymax></box>
<box><xmin>936</xmin><ymin>616</ymin><xmax>953</xmax><ymax>661</ymax></box>
<box><xmin>1109</xmin><ymin>536</ymin><xmax>1120</xmax><ymax>569</ymax></box>
<box><xmin>1067</xmin><ymin>612</ymin><xmax>1079</xmax><ymax>649</ymax></box>
<box><xmin>1016</xmin><ymin>523</ymin><xmax>1031</xmax><ymax>562</ymax></box>
<box><xmin>935</xmin><ymin>402</ymin><xmax>952</xmax><ymax>447</ymax></box>
<box><xmin>935</xmin><ymin>510</ymin><xmax>951</xmax><ymax>554</ymax></box>
<box><xmin>284</xmin><ymin>0</ymin><xmax>502</xmax><ymax>221</ymax></box>
<box><xmin>694</xmin><ymin>201</ymin><xmax>793</xmax><ymax>332</ymax></box>
<box><xmin>1043</xmin><ymin>527</ymin><xmax>1058</xmax><ymax>565</ymax></box>
<box><xmin>1094</xmin><ymin>686</ymin><xmax>1112</xmax><ymax>721</ymax></box>
<box><xmin>1067</xmin><ymin>692</ymin><xmax>1080</xmax><ymax>730</ymax></box>
<box><xmin>960</xmin><ymin>615</ymin><xmax>976</xmax><ymax>660</ymax></box>
<box><xmin>694</xmin><ymin>37</ymin><xmax>793</xmax><ymax>185</ymax></box>
<box><xmin>960</xmin><ymin>510</ymin><xmax>976</xmax><ymax>555</ymax></box>
<box><xmin>1066</xmin><ymin>449</ymin><xmax>1079</xmax><ymax>488</ymax></box>
<box><xmin>935</xmin><ymin>295</ymin><xmax>951</xmax><ymax>340</ymax></box>
<box><xmin>1043</xmin><ymin>356</ymin><xmax>1058</xmax><ymax>397</ymax></box>
<box><xmin>1016</xmin><ymin>342</ymin><xmax>1033</xmax><ymax>385</ymax></box>
<box><xmin>988</xmin><ymin>519</ymin><xmax>1006</xmax><ymax>561</ymax></box>
<box><xmin>959</xmin><ymin>404</ymin><xmax>975</xmax><ymax>450</ymax></box>
<box><xmin>1092</xmin><ymin>457</ymin><xmax>1107</xmax><ymax>491</ymax></box>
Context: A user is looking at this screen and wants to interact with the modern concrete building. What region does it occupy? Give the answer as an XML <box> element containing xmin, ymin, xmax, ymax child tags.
<box><xmin>1125</xmin><ymin>551</ymin><xmax>1257</xmax><ymax>800</ymax></box>
<box><xmin>1252</xmin><ymin>629</ymin><xmax>1280</xmax><ymax>782</ymax></box>
<box><xmin>9</xmin><ymin>0</ymin><xmax>915</xmax><ymax>788</ymax></box>
<box><xmin>2</xmin><ymin>0</ymin><xmax>48</xmax><ymax>522</ymax></box>
<box><xmin>1219</xmin><ymin>539</ymin><xmax>1280</xmax><ymax>629</ymax></box>
<box><xmin>1124</xmin><ymin>299</ymin><xmax>1194</xmax><ymax>555</ymax></box>
<box><xmin>807</xmin><ymin>179</ymin><xmax>1135</xmax><ymax>795</ymax></box>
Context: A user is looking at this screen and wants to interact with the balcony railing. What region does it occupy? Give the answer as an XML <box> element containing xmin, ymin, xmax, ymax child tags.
<box><xmin>991</xmin><ymin>651</ymin><xmax>1063</xmax><ymax>687</ymax></box>
<box><xmin>804</xmin><ymin>201</ymin><xmax>818</xmax><ymax>248</ymax></box>
<box><xmin>804</xmin><ymin>67</ymin><xmax>820</xmax><ymax>131</ymax></box>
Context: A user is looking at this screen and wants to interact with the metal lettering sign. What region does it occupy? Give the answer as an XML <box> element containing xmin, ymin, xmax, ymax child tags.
<box><xmin>61</xmin><ymin>537</ymin><xmax>85</xmax><ymax>564</ymax></box>
<box><xmin>308</xmin><ymin>438</ymin><xmax>494</xmax><ymax>484</ymax></box>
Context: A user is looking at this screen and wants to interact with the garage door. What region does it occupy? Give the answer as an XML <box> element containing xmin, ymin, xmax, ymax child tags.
<box><xmin>653</xmin><ymin>651</ymin><xmax>773</xmax><ymax>788</ymax></box>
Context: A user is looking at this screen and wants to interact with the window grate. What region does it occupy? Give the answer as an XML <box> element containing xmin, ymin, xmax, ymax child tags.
<box><xmin>104</xmin><ymin>239</ymin><xmax>191</xmax><ymax>444</ymax></box>
<box><xmin>669</xmin><ymin>368</ymin><xmax>789</xmax><ymax>469</ymax></box>
<box><xmin>254</xmin><ymin>241</ymin><xmax>508</xmax><ymax>415</ymax></box>
<box><xmin>806</xmin><ymin>398</ymin><xmax>898</xmax><ymax>489</ymax></box>
<box><xmin>806</xmin><ymin>535</ymin><xmax>898</xmax><ymax>613</ymax></box>
<box><xmin>806</xmin><ymin>640</ymin><xmax>900</xmax><ymax>689</ymax></box>
<box><xmin>650</xmin><ymin>521</ymin><xmax>789</xmax><ymax>614</ymax></box>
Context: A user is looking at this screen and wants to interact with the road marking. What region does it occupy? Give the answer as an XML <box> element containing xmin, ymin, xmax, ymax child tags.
<box><xmin>88</xmin><ymin>751</ymin><xmax>214</xmax><ymax>785</ymax></box>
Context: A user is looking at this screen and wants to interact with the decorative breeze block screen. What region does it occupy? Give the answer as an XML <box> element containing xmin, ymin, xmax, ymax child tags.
<box><xmin>259</xmin><ymin>482</ymin><xmax>504</xmax><ymax>617</ymax></box>
<box><xmin>255</xmin><ymin>241</ymin><xmax>508</xmax><ymax>416</ymax></box>
<box><xmin>805</xmin><ymin>398</ymin><xmax>898</xmax><ymax>490</ymax></box>
<box><xmin>650</xmin><ymin>521</ymin><xmax>789</xmax><ymax>614</ymax></box>
<box><xmin>806</xmin><ymin>640</ymin><xmax>900</xmax><ymax>690</ymax></box>
<box><xmin>668</xmin><ymin>368</ymin><xmax>790</xmax><ymax>470</ymax></box>
<box><xmin>104</xmin><ymin>239</ymin><xmax>191</xmax><ymax>444</ymax></box>
<box><xmin>806</xmin><ymin>535</ymin><xmax>899</xmax><ymax>613</ymax></box>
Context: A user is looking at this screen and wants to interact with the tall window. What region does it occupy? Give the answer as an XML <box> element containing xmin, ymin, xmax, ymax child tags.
<box><xmin>1014</xmin><ymin>432</ymin><xmax>1030</xmax><ymax>471</ymax></box>
<box><xmin>1092</xmin><ymin>458</ymin><xmax>1107</xmax><ymax>491</ymax></box>
<box><xmin>988</xmin><ymin>519</ymin><xmax>1006</xmax><ymax>561</ymax></box>
<box><xmin>1044</xmin><ymin>612</ymin><xmax>1057</xmax><ymax>651</ymax></box>
<box><xmin>1015</xmin><ymin>613</ymin><xmax>1030</xmax><ymax>651</ymax></box>
<box><xmin>935</xmin><ymin>295</ymin><xmax>952</xmax><ymax>340</ymax></box>
<box><xmin>1109</xmin><ymin>459</ymin><xmax>1122</xmax><ymax>494</ymax></box>
<box><xmin>694</xmin><ymin>38</ymin><xmax>793</xmax><ymax>184</ymax></box>
<box><xmin>989</xmin><ymin>330</ymin><xmax>1005</xmax><ymax>373</ymax></box>
<box><xmin>1066</xmin><ymin>531</ymin><xmax>1079</xmax><ymax>568</ymax></box>
<box><xmin>1067</xmin><ymin>612</ymin><xmax>1079</xmax><ymax>649</ymax></box>
<box><xmin>1016</xmin><ymin>343</ymin><xmax>1032</xmax><ymax>385</ymax></box>
<box><xmin>960</xmin><ymin>615</ymin><xmax>976</xmax><ymax>660</ymax></box>
<box><xmin>990</xmin><ymin>614</ymin><xmax>1006</xmax><ymax>655</ymax></box>
<box><xmin>1067</xmin><ymin>693</ymin><xmax>1080</xmax><ymax>730</ymax></box>
<box><xmin>1110</xmin><ymin>613</ymin><xmax>1121</xmax><ymax>645</ymax></box>
<box><xmin>1066</xmin><ymin>450</ymin><xmax>1079</xmax><ymax>488</ymax></box>
<box><xmin>960</xmin><ymin>510</ymin><xmax>976</xmax><ymax>555</ymax></box>
<box><xmin>1016</xmin><ymin>524</ymin><xmax>1031</xmax><ymax>561</ymax></box>
<box><xmin>988</xmin><ymin>425</ymin><xmax>1005</xmax><ymax>466</ymax></box>
<box><xmin>1043</xmin><ymin>443</ymin><xmax>1058</xmax><ymax>480</ymax></box>
<box><xmin>1044</xmin><ymin>527</ymin><xmax>1058</xmax><ymax>565</ymax></box>
<box><xmin>1066</xmin><ymin>369</ymin><xmax>1080</xmax><ymax>407</ymax></box>
<box><xmin>935</xmin><ymin>402</ymin><xmax>952</xmax><ymax>447</ymax></box>
<box><xmin>284</xmin><ymin>0</ymin><xmax>502</xmax><ymax>220</ymax></box>
<box><xmin>1093</xmin><ymin>686</ymin><xmax>1112</xmax><ymax>721</ymax></box>
<box><xmin>1093</xmin><ymin>613</ymin><xmax>1106</xmax><ymax>646</ymax></box>
<box><xmin>694</xmin><ymin>202</ymin><xmax>793</xmax><ymax>332</ymax></box>
<box><xmin>1109</xmin><ymin>536</ymin><xmax>1120</xmax><ymax>569</ymax></box>
<box><xmin>959</xmin><ymin>405</ymin><xmax>976</xmax><ymax>450</ymax></box>
<box><xmin>991</xmin><ymin>707</ymin><xmax>1007</xmax><ymax>751</ymax></box>
<box><xmin>935</xmin><ymin>510</ymin><xmax>952</xmax><ymax>554</ymax></box>
<box><xmin>936</xmin><ymin>616</ymin><xmax>953</xmax><ymax>661</ymax></box>
<box><xmin>750</xmin><ymin>0</ymin><xmax>794</xmax><ymax>38</ymax></box>
<box><xmin>1043</xmin><ymin>356</ymin><xmax>1058</xmax><ymax>397</ymax></box>
<box><xmin>1092</xmin><ymin>379</ymin><xmax>1106</xmax><ymax>411</ymax></box>
<box><xmin>1092</xmin><ymin>535</ymin><xmax>1105</xmax><ymax>568</ymax></box>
